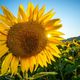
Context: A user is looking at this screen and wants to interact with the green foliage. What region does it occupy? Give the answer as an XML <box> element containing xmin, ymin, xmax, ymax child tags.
<box><xmin>0</xmin><ymin>39</ymin><xmax>80</xmax><ymax>80</ymax></box>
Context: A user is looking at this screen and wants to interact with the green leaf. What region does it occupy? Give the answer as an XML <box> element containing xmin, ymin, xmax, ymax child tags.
<box><xmin>64</xmin><ymin>64</ymin><xmax>76</xmax><ymax>75</ymax></box>
<box><xmin>28</xmin><ymin>72</ymin><xmax>57</xmax><ymax>79</ymax></box>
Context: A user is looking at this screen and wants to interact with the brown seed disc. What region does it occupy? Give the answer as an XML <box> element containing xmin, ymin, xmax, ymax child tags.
<box><xmin>7</xmin><ymin>21</ymin><xmax>47</xmax><ymax>58</ymax></box>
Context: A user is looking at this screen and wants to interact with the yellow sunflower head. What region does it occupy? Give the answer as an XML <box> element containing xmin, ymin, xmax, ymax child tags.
<box><xmin>0</xmin><ymin>2</ymin><xmax>64</xmax><ymax>75</ymax></box>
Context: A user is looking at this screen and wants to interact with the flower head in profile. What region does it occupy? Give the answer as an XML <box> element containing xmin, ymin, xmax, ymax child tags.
<box><xmin>0</xmin><ymin>2</ymin><xmax>64</xmax><ymax>75</ymax></box>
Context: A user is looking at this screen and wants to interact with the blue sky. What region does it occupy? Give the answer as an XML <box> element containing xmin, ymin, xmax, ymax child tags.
<box><xmin>0</xmin><ymin>0</ymin><xmax>80</xmax><ymax>39</ymax></box>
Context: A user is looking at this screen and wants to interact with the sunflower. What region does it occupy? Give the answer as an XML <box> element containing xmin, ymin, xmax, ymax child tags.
<box><xmin>0</xmin><ymin>2</ymin><xmax>64</xmax><ymax>75</ymax></box>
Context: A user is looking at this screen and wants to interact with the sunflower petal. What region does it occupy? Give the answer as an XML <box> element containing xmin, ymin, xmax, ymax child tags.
<box><xmin>20</xmin><ymin>58</ymin><xmax>26</xmax><ymax>73</ymax></box>
<box><xmin>39</xmin><ymin>9</ymin><xmax>54</xmax><ymax>23</ymax></box>
<box><xmin>45</xmin><ymin>19</ymin><xmax>60</xmax><ymax>26</ymax></box>
<box><xmin>0</xmin><ymin>44</ymin><xmax>7</xmax><ymax>51</ymax></box>
<box><xmin>47</xmin><ymin>34</ymin><xmax>64</xmax><ymax>40</ymax></box>
<box><xmin>44</xmin><ymin>50</ymin><xmax>52</xmax><ymax>64</ymax></box>
<box><xmin>0</xmin><ymin>14</ymin><xmax>12</xmax><ymax>26</ymax></box>
<box><xmin>36</xmin><ymin>54</ymin><xmax>43</xmax><ymax>67</ymax></box>
<box><xmin>0</xmin><ymin>23</ymin><xmax>9</xmax><ymax>30</ymax></box>
<box><xmin>0</xmin><ymin>26</ymin><xmax>8</xmax><ymax>35</ymax></box>
<box><xmin>48</xmin><ymin>37</ymin><xmax>63</xmax><ymax>45</ymax></box>
<box><xmin>1</xmin><ymin>53</ymin><xmax>12</xmax><ymax>75</ymax></box>
<box><xmin>0</xmin><ymin>35</ymin><xmax>7</xmax><ymax>41</ymax></box>
<box><xmin>48</xmin><ymin>30</ymin><xmax>65</xmax><ymax>36</ymax></box>
<box><xmin>38</xmin><ymin>5</ymin><xmax>46</xmax><ymax>19</ymax></box>
<box><xmin>0</xmin><ymin>46</ymin><xmax>8</xmax><ymax>58</ymax></box>
<box><xmin>26</xmin><ymin>2</ymin><xmax>34</xmax><ymax>20</ymax></box>
<box><xmin>47</xmin><ymin>46</ymin><xmax>60</xmax><ymax>58</ymax></box>
<box><xmin>0</xmin><ymin>41</ymin><xmax>6</xmax><ymax>45</ymax></box>
<box><xmin>0</xmin><ymin>30</ymin><xmax>7</xmax><ymax>36</ymax></box>
<box><xmin>52</xmin><ymin>36</ymin><xmax>64</xmax><ymax>40</ymax></box>
<box><xmin>44</xmin><ymin>50</ymin><xmax>51</xmax><ymax>64</ymax></box>
<box><xmin>29</xmin><ymin>56</ymin><xmax>36</xmax><ymax>73</ymax></box>
<box><xmin>20</xmin><ymin>58</ymin><xmax>29</xmax><ymax>73</ymax></box>
<box><xmin>25</xmin><ymin>59</ymin><xmax>29</xmax><ymax>72</ymax></box>
<box><xmin>11</xmin><ymin>56</ymin><xmax>19</xmax><ymax>75</ymax></box>
<box><xmin>1</xmin><ymin>6</ymin><xmax>17</xmax><ymax>24</ymax></box>
<box><xmin>52</xmin><ymin>24</ymin><xmax>62</xmax><ymax>30</ymax></box>
<box><xmin>45</xmin><ymin>19</ymin><xmax>62</xmax><ymax>30</ymax></box>
<box><xmin>42</xmin><ymin>13</ymin><xmax>55</xmax><ymax>23</ymax></box>
<box><xmin>34</xmin><ymin>64</ymin><xmax>38</xmax><ymax>71</ymax></box>
<box><xmin>45</xmin><ymin>49</ymin><xmax>55</xmax><ymax>61</ymax></box>
<box><xmin>39</xmin><ymin>53</ymin><xmax>47</xmax><ymax>67</ymax></box>
<box><xmin>41</xmin><ymin>51</ymin><xmax>48</xmax><ymax>64</ymax></box>
<box><xmin>18</xmin><ymin>4</ymin><xmax>28</xmax><ymax>22</ymax></box>
<box><xmin>48</xmin><ymin>52</ymin><xmax>55</xmax><ymax>61</ymax></box>
<box><xmin>49</xmin><ymin>44</ymin><xmax>61</xmax><ymax>54</ymax></box>
<box><xmin>46</xmin><ymin>24</ymin><xmax>62</xmax><ymax>31</ymax></box>
<box><xmin>33</xmin><ymin>5</ymin><xmax>39</xmax><ymax>21</ymax></box>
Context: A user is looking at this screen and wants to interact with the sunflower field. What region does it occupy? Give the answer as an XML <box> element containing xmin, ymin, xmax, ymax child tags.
<box><xmin>0</xmin><ymin>39</ymin><xmax>80</xmax><ymax>80</ymax></box>
<box><xmin>0</xmin><ymin>2</ymin><xmax>80</xmax><ymax>80</ymax></box>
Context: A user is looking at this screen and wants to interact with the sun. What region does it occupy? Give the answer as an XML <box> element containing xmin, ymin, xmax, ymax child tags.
<box><xmin>0</xmin><ymin>2</ymin><xmax>64</xmax><ymax>75</ymax></box>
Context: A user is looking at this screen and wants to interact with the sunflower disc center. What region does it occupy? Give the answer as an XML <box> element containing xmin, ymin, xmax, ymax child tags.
<box><xmin>7</xmin><ymin>21</ymin><xmax>47</xmax><ymax>57</ymax></box>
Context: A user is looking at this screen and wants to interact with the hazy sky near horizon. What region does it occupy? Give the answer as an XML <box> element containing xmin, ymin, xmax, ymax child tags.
<box><xmin>0</xmin><ymin>0</ymin><xmax>80</xmax><ymax>39</ymax></box>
